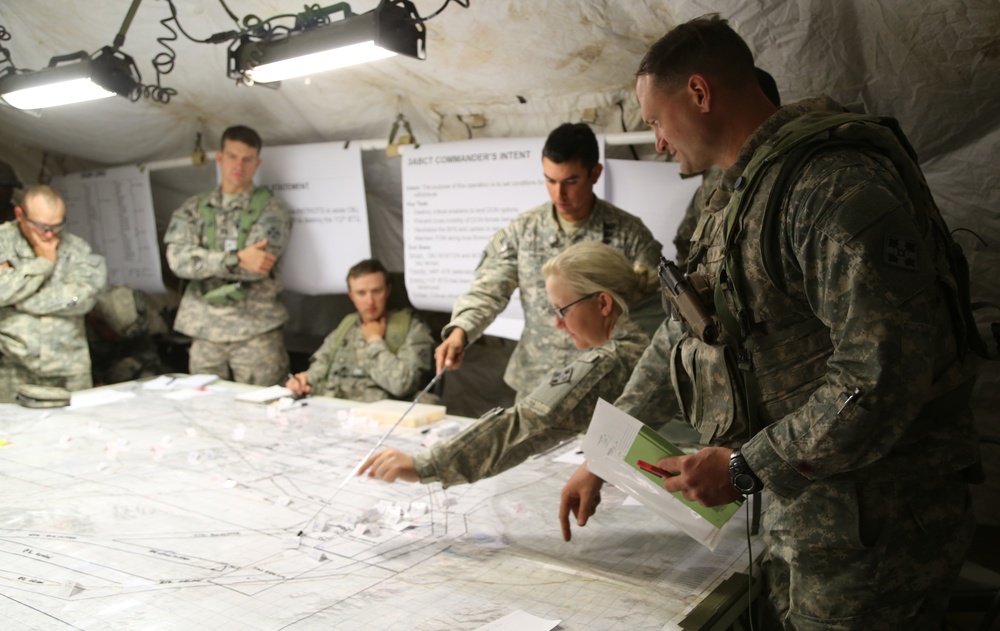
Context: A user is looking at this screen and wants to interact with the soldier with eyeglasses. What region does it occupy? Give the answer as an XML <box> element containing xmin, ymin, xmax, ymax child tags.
<box><xmin>0</xmin><ymin>184</ymin><xmax>107</xmax><ymax>401</ymax></box>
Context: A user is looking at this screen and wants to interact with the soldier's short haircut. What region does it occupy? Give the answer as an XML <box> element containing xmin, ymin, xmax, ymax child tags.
<box><xmin>220</xmin><ymin>125</ymin><xmax>263</xmax><ymax>152</ymax></box>
<box><xmin>755</xmin><ymin>67</ymin><xmax>781</xmax><ymax>107</ymax></box>
<box><xmin>21</xmin><ymin>184</ymin><xmax>63</xmax><ymax>212</ymax></box>
<box><xmin>637</xmin><ymin>14</ymin><xmax>757</xmax><ymax>94</ymax></box>
<box><xmin>542</xmin><ymin>123</ymin><xmax>600</xmax><ymax>172</ymax></box>
<box><xmin>347</xmin><ymin>258</ymin><xmax>390</xmax><ymax>286</ymax></box>
<box><xmin>542</xmin><ymin>241</ymin><xmax>658</xmax><ymax>315</ymax></box>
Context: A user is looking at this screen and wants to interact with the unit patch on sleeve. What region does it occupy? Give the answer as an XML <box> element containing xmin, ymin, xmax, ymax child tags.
<box><xmin>883</xmin><ymin>234</ymin><xmax>919</xmax><ymax>271</ymax></box>
<box><xmin>549</xmin><ymin>366</ymin><xmax>573</xmax><ymax>386</ymax></box>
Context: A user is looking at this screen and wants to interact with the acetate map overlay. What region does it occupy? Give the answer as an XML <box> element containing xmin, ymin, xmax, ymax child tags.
<box><xmin>0</xmin><ymin>384</ymin><xmax>753</xmax><ymax>630</ymax></box>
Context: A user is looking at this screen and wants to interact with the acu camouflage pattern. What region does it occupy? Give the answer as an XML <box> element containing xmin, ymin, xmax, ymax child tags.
<box><xmin>0</xmin><ymin>222</ymin><xmax>107</xmax><ymax>400</ymax></box>
<box><xmin>703</xmin><ymin>97</ymin><xmax>978</xmax><ymax>627</ymax></box>
<box><xmin>189</xmin><ymin>327</ymin><xmax>288</xmax><ymax>385</ymax></box>
<box><xmin>305</xmin><ymin>308</ymin><xmax>434</xmax><ymax>402</ymax></box>
<box><xmin>415</xmin><ymin>316</ymin><xmax>647</xmax><ymax>487</ymax></box>
<box><xmin>446</xmin><ymin>197</ymin><xmax>662</xmax><ymax>398</ymax></box>
<box><xmin>164</xmin><ymin>186</ymin><xmax>291</xmax><ymax>342</ymax></box>
<box><xmin>615</xmin><ymin>164</ymin><xmax>741</xmax><ymax>444</ymax></box>
<box><xmin>673</xmin><ymin>166</ymin><xmax>722</xmax><ymax>269</ymax></box>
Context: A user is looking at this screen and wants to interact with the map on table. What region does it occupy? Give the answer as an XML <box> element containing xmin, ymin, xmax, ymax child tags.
<box><xmin>0</xmin><ymin>383</ymin><xmax>755</xmax><ymax>630</ymax></box>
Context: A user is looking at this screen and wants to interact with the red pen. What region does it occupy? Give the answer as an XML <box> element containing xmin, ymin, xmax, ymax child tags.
<box><xmin>637</xmin><ymin>460</ymin><xmax>670</xmax><ymax>478</ymax></box>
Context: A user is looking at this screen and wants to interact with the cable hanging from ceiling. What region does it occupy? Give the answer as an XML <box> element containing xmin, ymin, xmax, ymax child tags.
<box><xmin>0</xmin><ymin>0</ymin><xmax>472</xmax><ymax>110</ymax></box>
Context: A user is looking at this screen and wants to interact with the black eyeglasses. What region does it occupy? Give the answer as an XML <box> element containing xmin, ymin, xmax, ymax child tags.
<box><xmin>551</xmin><ymin>292</ymin><xmax>598</xmax><ymax>320</ymax></box>
<box><xmin>23</xmin><ymin>214</ymin><xmax>66</xmax><ymax>234</ymax></box>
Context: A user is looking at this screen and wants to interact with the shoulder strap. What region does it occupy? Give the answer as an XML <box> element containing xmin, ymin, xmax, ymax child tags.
<box><xmin>384</xmin><ymin>309</ymin><xmax>412</xmax><ymax>354</ymax></box>
<box><xmin>236</xmin><ymin>187</ymin><xmax>273</xmax><ymax>251</ymax></box>
<box><xmin>322</xmin><ymin>313</ymin><xmax>361</xmax><ymax>383</ymax></box>
<box><xmin>197</xmin><ymin>191</ymin><xmax>217</xmax><ymax>249</ymax></box>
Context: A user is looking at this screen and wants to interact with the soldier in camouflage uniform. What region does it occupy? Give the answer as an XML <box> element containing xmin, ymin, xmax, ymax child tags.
<box><xmin>435</xmin><ymin>123</ymin><xmax>663</xmax><ymax>400</ymax></box>
<box><xmin>285</xmin><ymin>259</ymin><xmax>435</xmax><ymax>402</ymax></box>
<box><xmin>360</xmin><ymin>242</ymin><xmax>655</xmax><ymax>487</ymax></box>
<box><xmin>165</xmin><ymin>125</ymin><xmax>291</xmax><ymax>386</ymax></box>
<box><xmin>0</xmin><ymin>184</ymin><xmax>107</xmax><ymax>401</ymax></box>
<box><xmin>673</xmin><ymin>69</ymin><xmax>777</xmax><ymax>269</ymax></box>
<box><xmin>561</xmin><ymin>16</ymin><xmax>980</xmax><ymax>630</ymax></box>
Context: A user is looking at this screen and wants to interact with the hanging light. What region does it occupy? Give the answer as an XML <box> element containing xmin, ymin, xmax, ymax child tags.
<box><xmin>0</xmin><ymin>48</ymin><xmax>140</xmax><ymax>110</ymax></box>
<box><xmin>230</xmin><ymin>0</ymin><xmax>425</xmax><ymax>85</ymax></box>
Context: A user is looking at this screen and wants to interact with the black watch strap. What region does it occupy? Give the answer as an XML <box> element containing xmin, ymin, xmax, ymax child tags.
<box><xmin>729</xmin><ymin>447</ymin><xmax>764</xmax><ymax>495</ymax></box>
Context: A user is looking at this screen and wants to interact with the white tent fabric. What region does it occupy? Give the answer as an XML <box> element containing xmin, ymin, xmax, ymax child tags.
<box><xmin>1</xmin><ymin>0</ymin><xmax>998</xmax><ymax>520</ymax></box>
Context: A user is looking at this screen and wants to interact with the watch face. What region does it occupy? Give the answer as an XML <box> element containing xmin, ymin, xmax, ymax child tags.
<box><xmin>734</xmin><ymin>472</ymin><xmax>756</xmax><ymax>493</ymax></box>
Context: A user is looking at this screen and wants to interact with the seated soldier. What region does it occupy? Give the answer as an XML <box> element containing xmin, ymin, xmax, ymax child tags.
<box><xmin>286</xmin><ymin>259</ymin><xmax>435</xmax><ymax>402</ymax></box>
<box><xmin>358</xmin><ymin>241</ymin><xmax>656</xmax><ymax>487</ymax></box>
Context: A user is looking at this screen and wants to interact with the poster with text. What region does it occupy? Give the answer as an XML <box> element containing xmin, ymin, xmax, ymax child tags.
<box><xmin>55</xmin><ymin>165</ymin><xmax>166</xmax><ymax>294</ymax></box>
<box><xmin>254</xmin><ymin>141</ymin><xmax>370</xmax><ymax>295</ymax></box>
<box><xmin>402</xmin><ymin>136</ymin><xmax>606</xmax><ymax>339</ymax></box>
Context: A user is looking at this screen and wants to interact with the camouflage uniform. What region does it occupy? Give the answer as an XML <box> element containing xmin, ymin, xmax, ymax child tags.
<box><xmin>446</xmin><ymin>198</ymin><xmax>662</xmax><ymax>399</ymax></box>
<box><xmin>416</xmin><ymin>316</ymin><xmax>648</xmax><ymax>487</ymax></box>
<box><xmin>673</xmin><ymin>166</ymin><xmax>722</xmax><ymax>269</ymax></box>
<box><xmin>615</xmin><ymin>166</ymin><xmax>728</xmax><ymax>436</ymax></box>
<box><xmin>305</xmin><ymin>308</ymin><xmax>434</xmax><ymax>402</ymax></box>
<box><xmin>164</xmin><ymin>187</ymin><xmax>291</xmax><ymax>385</ymax></box>
<box><xmin>0</xmin><ymin>222</ymin><xmax>107</xmax><ymax>401</ymax></box>
<box><xmin>706</xmin><ymin>98</ymin><xmax>978</xmax><ymax>628</ymax></box>
<box><xmin>722</xmin><ymin>102</ymin><xmax>978</xmax><ymax>631</ymax></box>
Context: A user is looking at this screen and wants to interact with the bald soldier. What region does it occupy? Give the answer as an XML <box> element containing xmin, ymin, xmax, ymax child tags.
<box><xmin>0</xmin><ymin>184</ymin><xmax>108</xmax><ymax>401</ymax></box>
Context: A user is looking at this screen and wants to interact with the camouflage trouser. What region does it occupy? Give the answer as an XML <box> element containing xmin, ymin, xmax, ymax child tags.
<box><xmin>188</xmin><ymin>327</ymin><xmax>289</xmax><ymax>386</ymax></box>
<box><xmin>760</xmin><ymin>471</ymin><xmax>974</xmax><ymax>630</ymax></box>
<box><xmin>0</xmin><ymin>358</ymin><xmax>92</xmax><ymax>403</ymax></box>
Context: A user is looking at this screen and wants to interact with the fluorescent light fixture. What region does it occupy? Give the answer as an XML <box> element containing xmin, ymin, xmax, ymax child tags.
<box><xmin>0</xmin><ymin>49</ymin><xmax>140</xmax><ymax>110</ymax></box>
<box><xmin>250</xmin><ymin>41</ymin><xmax>397</xmax><ymax>83</ymax></box>
<box><xmin>231</xmin><ymin>1</ymin><xmax>425</xmax><ymax>85</ymax></box>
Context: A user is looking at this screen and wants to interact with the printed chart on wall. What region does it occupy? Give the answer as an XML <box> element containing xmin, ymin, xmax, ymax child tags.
<box><xmin>54</xmin><ymin>165</ymin><xmax>166</xmax><ymax>294</ymax></box>
<box><xmin>0</xmin><ymin>384</ymin><xmax>756</xmax><ymax>630</ymax></box>
<box><xmin>401</xmin><ymin>137</ymin><xmax>605</xmax><ymax>340</ymax></box>
<box><xmin>256</xmin><ymin>141</ymin><xmax>371</xmax><ymax>295</ymax></box>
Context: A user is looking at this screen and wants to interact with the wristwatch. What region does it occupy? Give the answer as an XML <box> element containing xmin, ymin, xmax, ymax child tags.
<box><xmin>223</xmin><ymin>250</ymin><xmax>240</xmax><ymax>272</ymax></box>
<box><xmin>729</xmin><ymin>447</ymin><xmax>764</xmax><ymax>495</ymax></box>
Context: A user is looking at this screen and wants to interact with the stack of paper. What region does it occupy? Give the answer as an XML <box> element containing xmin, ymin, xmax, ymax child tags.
<box><xmin>581</xmin><ymin>399</ymin><xmax>742</xmax><ymax>550</ymax></box>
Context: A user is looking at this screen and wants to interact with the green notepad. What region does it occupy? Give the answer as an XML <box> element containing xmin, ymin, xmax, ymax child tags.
<box><xmin>624</xmin><ymin>424</ymin><xmax>743</xmax><ymax>529</ymax></box>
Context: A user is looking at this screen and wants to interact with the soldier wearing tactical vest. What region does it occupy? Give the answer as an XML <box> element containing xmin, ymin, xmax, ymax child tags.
<box><xmin>560</xmin><ymin>15</ymin><xmax>981</xmax><ymax>630</ymax></box>
<box><xmin>285</xmin><ymin>258</ymin><xmax>435</xmax><ymax>403</ymax></box>
<box><xmin>164</xmin><ymin>125</ymin><xmax>291</xmax><ymax>386</ymax></box>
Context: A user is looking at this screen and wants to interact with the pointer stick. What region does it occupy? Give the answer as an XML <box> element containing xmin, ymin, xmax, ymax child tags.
<box><xmin>297</xmin><ymin>364</ymin><xmax>448</xmax><ymax>534</ymax></box>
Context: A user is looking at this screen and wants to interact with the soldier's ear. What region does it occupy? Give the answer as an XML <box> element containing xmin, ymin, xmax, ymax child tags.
<box><xmin>598</xmin><ymin>292</ymin><xmax>614</xmax><ymax>316</ymax></box>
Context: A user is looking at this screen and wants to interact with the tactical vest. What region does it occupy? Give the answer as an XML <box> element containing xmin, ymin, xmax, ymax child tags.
<box><xmin>715</xmin><ymin>111</ymin><xmax>987</xmax><ymax>436</ymax></box>
<box><xmin>322</xmin><ymin>309</ymin><xmax>412</xmax><ymax>382</ymax></box>
<box><xmin>195</xmin><ymin>187</ymin><xmax>273</xmax><ymax>305</ymax></box>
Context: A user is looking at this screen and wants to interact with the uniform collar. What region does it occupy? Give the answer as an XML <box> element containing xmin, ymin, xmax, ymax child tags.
<box><xmin>711</xmin><ymin>96</ymin><xmax>845</xmax><ymax>212</ymax></box>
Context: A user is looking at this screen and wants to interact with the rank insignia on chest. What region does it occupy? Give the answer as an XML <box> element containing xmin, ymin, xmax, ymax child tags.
<box><xmin>549</xmin><ymin>366</ymin><xmax>573</xmax><ymax>386</ymax></box>
<box><xmin>884</xmin><ymin>234</ymin><xmax>919</xmax><ymax>270</ymax></box>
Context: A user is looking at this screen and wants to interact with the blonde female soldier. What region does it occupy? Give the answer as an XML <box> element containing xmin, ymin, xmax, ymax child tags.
<box><xmin>359</xmin><ymin>241</ymin><xmax>657</xmax><ymax>487</ymax></box>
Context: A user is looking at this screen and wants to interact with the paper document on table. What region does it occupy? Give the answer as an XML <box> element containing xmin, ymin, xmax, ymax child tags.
<box><xmin>581</xmin><ymin>399</ymin><xmax>742</xmax><ymax>550</ymax></box>
<box><xmin>472</xmin><ymin>610</ymin><xmax>561</xmax><ymax>631</ymax></box>
<box><xmin>234</xmin><ymin>385</ymin><xmax>295</xmax><ymax>403</ymax></box>
<box><xmin>69</xmin><ymin>389</ymin><xmax>137</xmax><ymax>408</ymax></box>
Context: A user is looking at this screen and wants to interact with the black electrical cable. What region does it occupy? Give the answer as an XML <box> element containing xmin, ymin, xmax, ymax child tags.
<box><xmin>0</xmin><ymin>23</ymin><xmax>19</xmax><ymax>74</ymax></box>
<box><xmin>415</xmin><ymin>0</ymin><xmax>470</xmax><ymax>23</ymax></box>
<box><xmin>215</xmin><ymin>0</ymin><xmax>241</xmax><ymax>25</ymax></box>
<box><xmin>141</xmin><ymin>13</ymin><xmax>179</xmax><ymax>103</ymax></box>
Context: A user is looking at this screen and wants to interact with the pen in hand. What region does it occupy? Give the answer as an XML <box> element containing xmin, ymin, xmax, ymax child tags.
<box><xmin>287</xmin><ymin>372</ymin><xmax>308</xmax><ymax>397</ymax></box>
<box><xmin>637</xmin><ymin>460</ymin><xmax>671</xmax><ymax>478</ymax></box>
